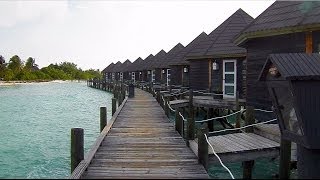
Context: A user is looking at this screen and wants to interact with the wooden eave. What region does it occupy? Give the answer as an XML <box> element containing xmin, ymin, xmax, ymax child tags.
<box><xmin>186</xmin><ymin>53</ymin><xmax>247</xmax><ymax>61</ymax></box>
<box><xmin>235</xmin><ymin>24</ymin><xmax>320</xmax><ymax>46</ymax></box>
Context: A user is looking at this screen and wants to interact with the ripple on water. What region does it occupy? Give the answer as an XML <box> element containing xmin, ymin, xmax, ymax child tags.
<box><xmin>0</xmin><ymin>82</ymin><xmax>113</xmax><ymax>178</ymax></box>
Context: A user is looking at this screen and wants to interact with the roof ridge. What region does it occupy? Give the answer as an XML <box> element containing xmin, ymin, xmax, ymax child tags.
<box><xmin>238</xmin><ymin>8</ymin><xmax>253</xmax><ymax>27</ymax></box>
<box><xmin>237</xmin><ymin>1</ymin><xmax>277</xmax><ymax>37</ymax></box>
<box><xmin>204</xmin><ymin>10</ymin><xmax>238</xmax><ymax>56</ymax></box>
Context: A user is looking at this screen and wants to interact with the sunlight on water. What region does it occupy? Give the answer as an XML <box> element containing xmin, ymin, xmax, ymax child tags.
<box><xmin>0</xmin><ymin>82</ymin><xmax>113</xmax><ymax>178</ymax></box>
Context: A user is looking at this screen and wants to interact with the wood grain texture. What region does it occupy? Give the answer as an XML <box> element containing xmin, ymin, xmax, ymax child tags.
<box><xmin>80</xmin><ymin>89</ymin><xmax>209</xmax><ymax>179</ymax></box>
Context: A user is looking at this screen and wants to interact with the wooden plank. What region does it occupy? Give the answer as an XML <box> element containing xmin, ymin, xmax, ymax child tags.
<box><xmin>230</xmin><ymin>133</ymin><xmax>266</xmax><ymax>149</ymax></box>
<box><xmin>246</xmin><ymin>133</ymin><xmax>280</xmax><ymax>147</ymax></box>
<box><xmin>77</xmin><ymin>88</ymin><xmax>208</xmax><ymax>179</ymax></box>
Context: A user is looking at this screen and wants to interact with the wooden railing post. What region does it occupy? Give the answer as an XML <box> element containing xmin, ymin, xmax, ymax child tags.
<box><xmin>71</xmin><ymin>128</ymin><xmax>84</xmax><ymax>173</ymax></box>
<box><xmin>100</xmin><ymin>107</ymin><xmax>107</xmax><ymax>132</ymax></box>
<box><xmin>156</xmin><ymin>90</ymin><xmax>160</xmax><ymax>103</ymax></box>
<box><xmin>118</xmin><ymin>86</ymin><xmax>123</xmax><ymax>106</ymax></box>
<box><xmin>128</xmin><ymin>84</ymin><xmax>134</xmax><ymax>98</ymax></box>
<box><xmin>160</xmin><ymin>94</ymin><xmax>164</xmax><ymax>109</ymax></box>
<box><xmin>198</xmin><ymin>123</ymin><xmax>208</xmax><ymax>171</ymax></box>
<box><xmin>279</xmin><ymin>139</ymin><xmax>291</xmax><ymax>179</ymax></box>
<box><xmin>235</xmin><ymin>91</ymin><xmax>241</xmax><ymax>128</ymax></box>
<box><xmin>187</xmin><ymin>89</ymin><xmax>195</xmax><ymax>146</ymax></box>
<box><xmin>243</xmin><ymin>106</ymin><xmax>255</xmax><ymax>179</ymax></box>
<box><xmin>112</xmin><ymin>98</ymin><xmax>117</xmax><ymax>116</ymax></box>
<box><xmin>175</xmin><ymin>108</ymin><xmax>182</xmax><ymax>136</ymax></box>
<box><xmin>207</xmin><ymin>108</ymin><xmax>214</xmax><ymax>132</ymax></box>
<box><xmin>165</xmin><ymin>97</ymin><xmax>169</xmax><ymax>118</ymax></box>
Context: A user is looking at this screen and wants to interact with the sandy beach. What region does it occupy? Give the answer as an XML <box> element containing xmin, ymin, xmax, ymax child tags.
<box><xmin>0</xmin><ymin>80</ymin><xmax>84</xmax><ymax>86</ymax></box>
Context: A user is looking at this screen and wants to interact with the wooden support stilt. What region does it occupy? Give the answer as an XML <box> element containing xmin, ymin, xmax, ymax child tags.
<box><xmin>198</xmin><ymin>123</ymin><xmax>208</xmax><ymax>171</ymax></box>
<box><xmin>100</xmin><ymin>107</ymin><xmax>107</xmax><ymax>132</ymax></box>
<box><xmin>70</xmin><ymin>128</ymin><xmax>84</xmax><ymax>173</ymax></box>
<box><xmin>243</xmin><ymin>106</ymin><xmax>255</xmax><ymax>179</ymax></box>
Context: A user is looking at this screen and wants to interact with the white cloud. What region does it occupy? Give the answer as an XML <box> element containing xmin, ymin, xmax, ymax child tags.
<box><xmin>0</xmin><ymin>0</ymin><xmax>274</xmax><ymax>70</ymax></box>
<box><xmin>0</xmin><ymin>1</ymin><xmax>68</xmax><ymax>28</ymax></box>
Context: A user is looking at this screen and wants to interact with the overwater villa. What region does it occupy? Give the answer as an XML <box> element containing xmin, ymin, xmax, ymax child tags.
<box><xmin>143</xmin><ymin>50</ymin><xmax>167</xmax><ymax>84</ymax></box>
<box><xmin>126</xmin><ymin>57</ymin><xmax>144</xmax><ymax>83</ymax></box>
<box><xmin>153</xmin><ymin>43</ymin><xmax>185</xmax><ymax>86</ymax></box>
<box><xmin>168</xmin><ymin>32</ymin><xmax>208</xmax><ymax>87</ymax></box>
<box><xmin>117</xmin><ymin>59</ymin><xmax>131</xmax><ymax>82</ymax></box>
<box><xmin>186</xmin><ymin>9</ymin><xmax>253</xmax><ymax>99</ymax></box>
<box><xmin>234</xmin><ymin>0</ymin><xmax>320</xmax><ymax>112</ymax></box>
<box><xmin>138</xmin><ymin>54</ymin><xmax>154</xmax><ymax>83</ymax></box>
<box><xmin>111</xmin><ymin>61</ymin><xmax>123</xmax><ymax>82</ymax></box>
<box><xmin>101</xmin><ymin>62</ymin><xmax>114</xmax><ymax>82</ymax></box>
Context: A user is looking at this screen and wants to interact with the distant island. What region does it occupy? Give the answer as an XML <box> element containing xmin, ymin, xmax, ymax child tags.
<box><xmin>0</xmin><ymin>55</ymin><xmax>101</xmax><ymax>82</ymax></box>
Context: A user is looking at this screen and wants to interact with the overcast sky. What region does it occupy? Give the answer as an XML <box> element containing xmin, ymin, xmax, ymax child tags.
<box><xmin>0</xmin><ymin>0</ymin><xmax>275</xmax><ymax>70</ymax></box>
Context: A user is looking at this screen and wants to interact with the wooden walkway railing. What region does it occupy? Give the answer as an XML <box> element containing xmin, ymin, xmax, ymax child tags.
<box><xmin>70</xmin><ymin>88</ymin><xmax>209</xmax><ymax>179</ymax></box>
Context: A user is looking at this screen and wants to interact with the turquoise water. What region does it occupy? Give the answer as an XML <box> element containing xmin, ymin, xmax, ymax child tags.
<box><xmin>0</xmin><ymin>82</ymin><xmax>112</xmax><ymax>179</ymax></box>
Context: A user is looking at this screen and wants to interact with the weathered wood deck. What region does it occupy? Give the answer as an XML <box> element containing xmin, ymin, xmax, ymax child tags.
<box><xmin>254</xmin><ymin>124</ymin><xmax>297</xmax><ymax>161</ymax></box>
<box><xmin>189</xmin><ymin>131</ymin><xmax>280</xmax><ymax>164</ymax></box>
<box><xmin>74</xmin><ymin>89</ymin><xmax>209</xmax><ymax>179</ymax></box>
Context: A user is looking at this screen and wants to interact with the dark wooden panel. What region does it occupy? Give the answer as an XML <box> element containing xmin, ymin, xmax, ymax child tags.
<box><xmin>159</xmin><ymin>68</ymin><xmax>167</xmax><ymax>84</ymax></box>
<box><xmin>246</xmin><ymin>32</ymin><xmax>305</xmax><ymax>111</ymax></box>
<box><xmin>155</xmin><ymin>69</ymin><xmax>161</xmax><ymax>83</ymax></box>
<box><xmin>189</xmin><ymin>59</ymin><xmax>209</xmax><ymax>90</ymax></box>
<box><xmin>313</xmin><ymin>30</ymin><xmax>320</xmax><ymax>53</ymax></box>
<box><xmin>170</xmin><ymin>65</ymin><xmax>182</xmax><ymax>86</ymax></box>
<box><xmin>182</xmin><ymin>66</ymin><xmax>189</xmax><ymax>87</ymax></box>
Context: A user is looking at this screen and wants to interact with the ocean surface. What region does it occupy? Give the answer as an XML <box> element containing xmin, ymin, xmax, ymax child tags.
<box><xmin>0</xmin><ymin>82</ymin><xmax>294</xmax><ymax>179</ymax></box>
<box><xmin>0</xmin><ymin>81</ymin><xmax>112</xmax><ymax>178</ymax></box>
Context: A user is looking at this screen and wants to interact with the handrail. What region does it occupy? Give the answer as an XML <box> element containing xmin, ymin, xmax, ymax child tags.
<box><xmin>208</xmin><ymin>118</ymin><xmax>277</xmax><ymax>135</ymax></box>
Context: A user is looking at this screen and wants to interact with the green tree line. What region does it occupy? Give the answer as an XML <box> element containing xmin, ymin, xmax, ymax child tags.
<box><xmin>0</xmin><ymin>55</ymin><xmax>101</xmax><ymax>81</ymax></box>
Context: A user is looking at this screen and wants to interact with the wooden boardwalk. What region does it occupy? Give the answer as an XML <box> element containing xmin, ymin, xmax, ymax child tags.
<box><xmin>77</xmin><ymin>89</ymin><xmax>209</xmax><ymax>179</ymax></box>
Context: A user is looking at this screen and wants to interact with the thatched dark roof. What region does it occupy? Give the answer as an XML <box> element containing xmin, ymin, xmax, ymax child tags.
<box><xmin>118</xmin><ymin>59</ymin><xmax>132</xmax><ymax>72</ymax></box>
<box><xmin>259</xmin><ymin>53</ymin><xmax>320</xmax><ymax>81</ymax></box>
<box><xmin>102</xmin><ymin>62</ymin><xmax>115</xmax><ymax>73</ymax></box>
<box><xmin>127</xmin><ymin>57</ymin><xmax>143</xmax><ymax>72</ymax></box>
<box><xmin>169</xmin><ymin>32</ymin><xmax>208</xmax><ymax>66</ymax></box>
<box><xmin>138</xmin><ymin>54</ymin><xmax>154</xmax><ymax>71</ymax></box>
<box><xmin>149</xmin><ymin>50</ymin><xmax>167</xmax><ymax>69</ymax></box>
<box><xmin>158</xmin><ymin>43</ymin><xmax>185</xmax><ymax>69</ymax></box>
<box><xmin>110</xmin><ymin>61</ymin><xmax>122</xmax><ymax>73</ymax></box>
<box><xmin>235</xmin><ymin>1</ymin><xmax>320</xmax><ymax>45</ymax></box>
<box><xmin>186</xmin><ymin>9</ymin><xmax>253</xmax><ymax>60</ymax></box>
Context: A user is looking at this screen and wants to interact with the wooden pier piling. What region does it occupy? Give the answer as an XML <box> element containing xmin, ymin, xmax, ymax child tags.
<box><xmin>235</xmin><ymin>91</ymin><xmax>241</xmax><ymax>128</ymax></box>
<box><xmin>112</xmin><ymin>98</ymin><xmax>116</xmax><ymax>116</ymax></box>
<box><xmin>243</xmin><ymin>106</ymin><xmax>255</xmax><ymax>179</ymax></box>
<box><xmin>187</xmin><ymin>89</ymin><xmax>195</xmax><ymax>146</ymax></box>
<box><xmin>128</xmin><ymin>84</ymin><xmax>134</xmax><ymax>98</ymax></box>
<box><xmin>175</xmin><ymin>108</ymin><xmax>182</xmax><ymax>136</ymax></box>
<box><xmin>198</xmin><ymin>123</ymin><xmax>209</xmax><ymax>171</ymax></box>
<box><xmin>100</xmin><ymin>107</ymin><xmax>107</xmax><ymax>132</ymax></box>
<box><xmin>71</xmin><ymin>128</ymin><xmax>84</xmax><ymax>173</ymax></box>
<box><xmin>279</xmin><ymin>139</ymin><xmax>291</xmax><ymax>179</ymax></box>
